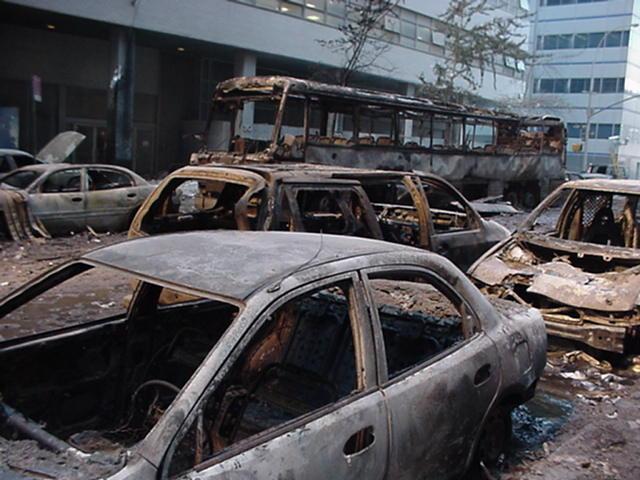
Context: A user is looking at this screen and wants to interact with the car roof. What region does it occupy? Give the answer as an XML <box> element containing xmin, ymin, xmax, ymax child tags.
<box><xmin>177</xmin><ymin>162</ymin><xmax>446</xmax><ymax>183</ymax></box>
<box><xmin>0</xmin><ymin>149</ymin><xmax>33</xmax><ymax>157</ymax></box>
<box><xmin>82</xmin><ymin>231</ymin><xmax>401</xmax><ymax>303</ymax></box>
<box><xmin>562</xmin><ymin>178</ymin><xmax>640</xmax><ymax>195</ymax></box>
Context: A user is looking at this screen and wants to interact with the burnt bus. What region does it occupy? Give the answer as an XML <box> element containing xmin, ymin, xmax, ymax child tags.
<box><xmin>191</xmin><ymin>76</ymin><xmax>566</xmax><ymax>208</ymax></box>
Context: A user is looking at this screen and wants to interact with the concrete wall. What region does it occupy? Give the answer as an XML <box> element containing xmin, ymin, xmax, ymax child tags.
<box><xmin>5</xmin><ymin>0</ymin><xmax>526</xmax><ymax>100</ymax></box>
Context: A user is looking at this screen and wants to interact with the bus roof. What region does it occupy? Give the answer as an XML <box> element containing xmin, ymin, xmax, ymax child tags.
<box><xmin>215</xmin><ymin>76</ymin><xmax>563</xmax><ymax>126</ymax></box>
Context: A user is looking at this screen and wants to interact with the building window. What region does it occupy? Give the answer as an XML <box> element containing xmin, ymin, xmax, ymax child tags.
<box><xmin>570</xmin><ymin>78</ymin><xmax>590</xmax><ymax>93</ymax></box>
<box><xmin>566</xmin><ymin>123</ymin><xmax>621</xmax><ymax>139</ymax></box>
<box><xmin>541</xmin><ymin>0</ymin><xmax>613</xmax><ymax>6</ymax></box>
<box><xmin>535</xmin><ymin>77</ymin><xmax>625</xmax><ymax>94</ymax></box>
<box><xmin>538</xmin><ymin>30</ymin><xmax>629</xmax><ymax>50</ymax></box>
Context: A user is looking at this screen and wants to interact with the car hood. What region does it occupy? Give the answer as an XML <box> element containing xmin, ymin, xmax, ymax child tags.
<box><xmin>35</xmin><ymin>131</ymin><xmax>85</xmax><ymax>163</ymax></box>
<box><xmin>471</xmin><ymin>239</ymin><xmax>640</xmax><ymax>313</ymax></box>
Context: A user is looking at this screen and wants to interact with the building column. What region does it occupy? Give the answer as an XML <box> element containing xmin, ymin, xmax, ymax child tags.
<box><xmin>233</xmin><ymin>50</ymin><xmax>257</xmax><ymax>137</ymax></box>
<box><xmin>107</xmin><ymin>27</ymin><xmax>135</xmax><ymax>168</ymax></box>
<box><xmin>404</xmin><ymin>83</ymin><xmax>415</xmax><ymax>142</ymax></box>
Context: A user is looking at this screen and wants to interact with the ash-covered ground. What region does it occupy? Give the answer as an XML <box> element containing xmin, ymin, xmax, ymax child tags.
<box><xmin>0</xmin><ymin>219</ymin><xmax>639</xmax><ymax>479</ymax></box>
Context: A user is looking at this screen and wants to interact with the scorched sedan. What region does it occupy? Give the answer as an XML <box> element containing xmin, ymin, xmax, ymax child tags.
<box><xmin>0</xmin><ymin>231</ymin><xmax>545</xmax><ymax>479</ymax></box>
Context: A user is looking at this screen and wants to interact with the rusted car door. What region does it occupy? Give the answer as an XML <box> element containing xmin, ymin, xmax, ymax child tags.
<box><xmin>422</xmin><ymin>178</ymin><xmax>492</xmax><ymax>270</ymax></box>
<box><xmin>362</xmin><ymin>266</ymin><xmax>501</xmax><ymax>479</ymax></box>
<box><xmin>85</xmin><ymin>167</ymin><xmax>141</xmax><ymax>231</ymax></box>
<box><xmin>28</xmin><ymin>167</ymin><xmax>86</xmax><ymax>234</ymax></box>
<box><xmin>164</xmin><ymin>273</ymin><xmax>388</xmax><ymax>480</ymax></box>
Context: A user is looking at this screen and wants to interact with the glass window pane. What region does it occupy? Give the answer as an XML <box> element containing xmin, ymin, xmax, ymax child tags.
<box><xmin>543</xmin><ymin>35</ymin><xmax>558</xmax><ymax>49</ymax></box>
<box><xmin>326</xmin><ymin>14</ymin><xmax>344</xmax><ymax>27</ymax></box>
<box><xmin>304</xmin><ymin>0</ymin><xmax>325</xmax><ymax>8</ymax></box>
<box><xmin>401</xmin><ymin>20</ymin><xmax>416</xmax><ymax>38</ymax></box>
<box><xmin>305</xmin><ymin>8</ymin><xmax>324</xmax><ymax>22</ymax></box>
<box><xmin>574</xmin><ymin>33</ymin><xmax>588</xmax><ymax>48</ymax></box>
<box><xmin>539</xmin><ymin>78</ymin><xmax>554</xmax><ymax>93</ymax></box>
<box><xmin>588</xmin><ymin>32</ymin><xmax>604</xmax><ymax>48</ymax></box>
<box><xmin>592</xmin><ymin>78</ymin><xmax>601</xmax><ymax>92</ymax></box>
<box><xmin>558</xmin><ymin>34</ymin><xmax>572</xmax><ymax>49</ymax></box>
<box><xmin>601</xmin><ymin>78</ymin><xmax>618</xmax><ymax>93</ymax></box>
<box><xmin>567</xmin><ymin>123</ymin><xmax>582</xmax><ymax>138</ymax></box>
<box><xmin>623</xmin><ymin>30</ymin><xmax>630</xmax><ymax>46</ymax></box>
<box><xmin>570</xmin><ymin>78</ymin><xmax>588</xmax><ymax>93</ymax></box>
<box><xmin>417</xmin><ymin>25</ymin><xmax>430</xmax><ymax>42</ymax></box>
<box><xmin>554</xmin><ymin>79</ymin><xmax>568</xmax><ymax>93</ymax></box>
<box><xmin>605</xmin><ymin>31</ymin><xmax>622</xmax><ymax>47</ymax></box>
<box><xmin>614</xmin><ymin>124</ymin><xmax>621</xmax><ymax>136</ymax></box>
<box><xmin>256</xmin><ymin>0</ymin><xmax>279</xmax><ymax>9</ymax></box>
<box><xmin>589</xmin><ymin>123</ymin><xmax>597</xmax><ymax>138</ymax></box>
<box><xmin>279</xmin><ymin>1</ymin><xmax>302</xmax><ymax>15</ymax></box>
<box><xmin>326</xmin><ymin>0</ymin><xmax>345</xmax><ymax>15</ymax></box>
<box><xmin>597</xmin><ymin>124</ymin><xmax>613</xmax><ymax>139</ymax></box>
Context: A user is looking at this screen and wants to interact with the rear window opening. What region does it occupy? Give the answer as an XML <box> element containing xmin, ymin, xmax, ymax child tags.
<box><xmin>140</xmin><ymin>177</ymin><xmax>261</xmax><ymax>234</ymax></box>
<box><xmin>0</xmin><ymin>265</ymin><xmax>239</xmax><ymax>476</ymax></box>
<box><xmin>1</xmin><ymin>170</ymin><xmax>40</xmax><ymax>189</ymax></box>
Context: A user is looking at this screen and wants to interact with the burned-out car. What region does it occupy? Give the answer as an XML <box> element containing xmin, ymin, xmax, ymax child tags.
<box><xmin>128</xmin><ymin>163</ymin><xmax>508</xmax><ymax>270</ymax></box>
<box><xmin>0</xmin><ymin>163</ymin><xmax>153</xmax><ymax>239</ymax></box>
<box><xmin>0</xmin><ymin>231</ymin><xmax>546</xmax><ymax>479</ymax></box>
<box><xmin>469</xmin><ymin>179</ymin><xmax>640</xmax><ymax>353</ymax></box>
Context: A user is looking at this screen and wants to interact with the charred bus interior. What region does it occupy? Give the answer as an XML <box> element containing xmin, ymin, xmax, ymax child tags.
<box><xmin>196</xmin><ymin>77</ymin><xmax>565</xmax><ymax>205</ymax></box>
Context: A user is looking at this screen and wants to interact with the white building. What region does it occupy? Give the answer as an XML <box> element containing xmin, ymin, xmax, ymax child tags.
<box><xmin>530</xmin><ymin>0</ymin><xmax>640</xmax><ymax>176</ymax></box>
<box><xmin>0</xmin><ymin>0</ymin><xmax>528</xmax><ymax>174</ymax></box>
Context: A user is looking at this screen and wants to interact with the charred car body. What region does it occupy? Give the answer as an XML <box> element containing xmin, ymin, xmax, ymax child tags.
<box><xmin>0</xmin><ymin>163</ymin><xmax>153</xmax><ymax>239</ymax></box>
<box><xmin>470</xmin><ymin>179</ymin><xmax>640</xmax><ymax>353</ymax></box>
<box><xmin>191</xmin><ymin>76</ymin><xmax>565</xmax><ymax>208</ymax></box>
<box><xmin>128</xmin><ymin>163</ymin><xmax>508</xmax><ymax>270</ymax></box>
<box><xmin>0</xmin><ymin>231</ymin><xmax>546</xmax><ymax>479</ymax></box>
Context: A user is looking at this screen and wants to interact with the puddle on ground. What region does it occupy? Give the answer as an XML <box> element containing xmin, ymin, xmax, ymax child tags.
<box><xmin>510</xmin><ymin>392</ymin><xmax>573</xmax><ymax>457</ymax></box>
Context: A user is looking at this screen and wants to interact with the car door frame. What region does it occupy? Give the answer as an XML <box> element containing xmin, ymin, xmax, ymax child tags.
<box><xmin>274</xmin><ymin>179</ymin><xmax>383</xmax><ymax>239</ymax></box>
<box><xmin>155</xmin><ymin>270</ymin><xmax>388</xmax><ymax>480</ymax></box>
<box><xmin>27</xmin><ymin>166</ymin><xmax>87</xmax><ymax>234</ymax></box>
<box><xmin>360</xmin><ymin>264</ymin><xmax>502</xmax><ymax>479</ymax></box>
<box><xmin>421</xmin><ymin>176</ymin><xmax>488</xmax><ymax>269</ymax></box>
<box><xmin>84</xmin><ymin>166</ymin><xmax>139</xmax><ymax>232</ymax></box>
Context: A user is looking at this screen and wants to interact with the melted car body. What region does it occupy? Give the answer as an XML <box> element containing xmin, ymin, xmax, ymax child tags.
<box><xmin>469</xmin><ymin>179</ymin><xmax>640</xmax><ymax>353</ymax></box>
<box><xmin>128</xmin><ymin>163</ymin><xmax>508</xmax><ymax>271</ymax></box>
<box><xmin>0</xmin><ymin>163</ymin><xmax>153</xmax><ymax>239</ymax></box>
<box><xmin>0</xmin><ymin>231</ymin><xmax>545</xmax><ymax>479</ymax></box>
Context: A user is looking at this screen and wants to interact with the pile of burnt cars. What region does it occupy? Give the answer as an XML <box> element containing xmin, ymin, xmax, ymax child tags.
<box><xmin>0</xmin><ymin>231</ymin><xmax>546</xmax><ymax>479</ymax></box>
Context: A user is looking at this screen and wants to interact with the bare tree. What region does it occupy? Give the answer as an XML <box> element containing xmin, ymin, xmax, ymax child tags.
<box><xmin>316</xmin><ymin>0</ymin><xmax>402</xmax><ymax>86</ymax></box>
<box><xmin>421</xmin><ymin>0</ymin><xmax>533</xmax><ymax>103</ymax></box>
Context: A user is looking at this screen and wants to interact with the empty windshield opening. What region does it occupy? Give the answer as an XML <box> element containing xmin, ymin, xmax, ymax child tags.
<box><xmin>527</xmin><ymin>189</ymin><xmax>640</xmax><ymax>250</ymax></box>
<box><xmin>0</xmin><ymin>264</ymin><xmax>238</xmax><ymax>467</ymax></box>
<box><xmin>140</xmin><ymin>177</ymin><xmax>260</xmax><ymax>234</ymax></box>
<box><xmin>1</xmin><ymin>170</ymin><xmax>40</xmax><ymax>189</ymax></box>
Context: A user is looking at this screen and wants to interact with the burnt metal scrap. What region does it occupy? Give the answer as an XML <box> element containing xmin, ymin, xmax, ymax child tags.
<box><xmin>193</xmin><ymin>75</ymin><xmax>566</xmax><ymax>208</ymax></box>
<box><xmin>0</xmin><ymin>231</ymin><xmax>546</xmax><ymax>479</ymax></box>
<box><xmin>470</xmin><ymin>179</ymin><xmax>640</xmax><ymax>354</ymax></box>
<box><xmin>128</xmin><ymin>162</ymin><xmax>509</xmax><ymax>270</ymax></box>
<box><xmin>0</xmin><ymin>163</ymin><xmax>153</xmax><ymax>241</ymax></box>
<box><xmin>0</xmin><ymin>190</ymin><xmax>49</xmax><ymax>241</ymax></box>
